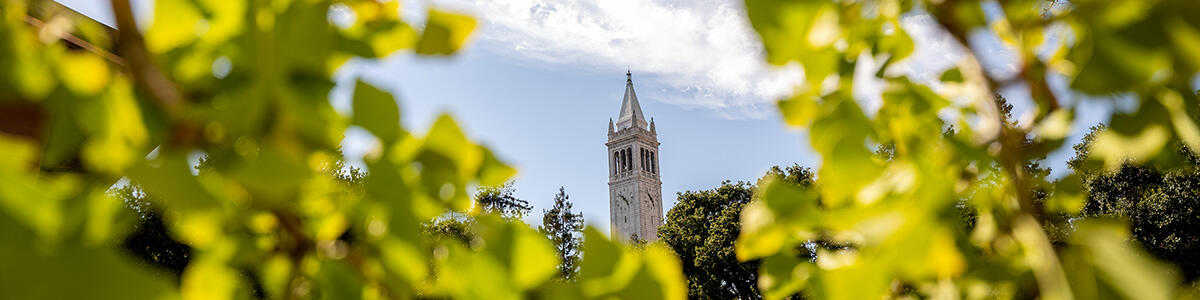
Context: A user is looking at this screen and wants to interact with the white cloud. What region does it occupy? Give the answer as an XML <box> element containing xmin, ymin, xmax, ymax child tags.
<box><xmin>428</xmin><ymin>0</ymin><xmax>975</xmax><ymax>120</ymax></box>
<box><xmin>434</xmin><ymin>0</ymin><xmax>803</xmax><ymax>119</ymax></box>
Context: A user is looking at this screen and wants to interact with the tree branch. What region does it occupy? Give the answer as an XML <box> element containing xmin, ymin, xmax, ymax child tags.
<box><xmin>109</xmin><ymin>0</ymin><xmax>184</xmax><ymax>114</ymax></box>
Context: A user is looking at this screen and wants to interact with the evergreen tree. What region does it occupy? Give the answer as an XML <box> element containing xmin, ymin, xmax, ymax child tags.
<box><xmin>540</xmin><ymin>187</ymin><xmax>584</xmax><ymax>280</ymax></box>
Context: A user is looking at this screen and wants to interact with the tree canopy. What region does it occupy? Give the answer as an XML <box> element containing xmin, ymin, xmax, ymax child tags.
<box><xmin>1069</xmin><ymin>127</ymin><xmax>1200</xmax><ymax>280</ymax></box>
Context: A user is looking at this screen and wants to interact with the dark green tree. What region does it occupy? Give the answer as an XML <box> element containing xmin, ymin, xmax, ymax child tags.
<box><xmin>114</xmin><ymin>185</ymin><xmax>192</xmax><ymax>279</ymax></box>
<box><xmin>1069</xmin><ymin>126</ymin><xmax>1200</xmax><ymax>280</ymax></box>
<box><xmin>660</xmin><ymin>164</ymin><xmax>815</xmax><ymax>299</ymax></box>
<box><xmin>539</xmin><ymin>187</ymin><xmax>584</xmax><ymax>281</ymax></box>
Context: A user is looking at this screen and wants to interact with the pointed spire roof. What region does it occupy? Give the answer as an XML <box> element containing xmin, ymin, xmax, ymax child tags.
<box><xmin>617</xmin><ymin>70</ymin><xmax>647</xmax><ymax>130</ymax></box>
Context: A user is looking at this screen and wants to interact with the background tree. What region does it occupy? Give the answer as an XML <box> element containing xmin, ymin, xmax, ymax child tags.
<box><xmin>420</xmin><ymin>213</ymin><xmax>474</xmax><ymax>245</ymax></box>
<box><xmin>114</xmin><ymin>185</ymin><xmax>192</xmax><ymax>279</ymax></box>
<box><xmin>540</xmin><ymin>187</ymin><xmax>584</xmax><ymax>281</ymax></box>
<box><xmin>1069</xmin><ymin>126</ymin><xmax>1200</xmax><ymax>280</ymax></box>
<box><xmin>660</xmin><ymin>180</ymin><xmax>759</xmax><ymax>299</ymax></box>
<box><xmin>421</xmin><ymin>182</ymin><xmax>532</xmax><ymax>244</ymax></box>
<box><xmin>475</xmin><ymin>181</ymin><xmax>532</xmax><ymax>219</ymax></box>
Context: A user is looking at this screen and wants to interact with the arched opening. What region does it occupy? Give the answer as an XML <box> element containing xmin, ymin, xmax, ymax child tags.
<box><xmin>640</xmin><ymin>148</ymin><xmax>646</xmax><ymax>171</ymax></box>
<box><xmin>626</xmin><ymin>147</ymin><xmax>633</xmax><ymax>171</ymax></box>
<box><xmin>613</xmin><ymin>151</ymin><xmax>619</xmax><ymax>174</ymax></box>
<box><xmin>624</xmin><ymin>149</ymin><xmax>629</xmax><ymax>171</ymax></box>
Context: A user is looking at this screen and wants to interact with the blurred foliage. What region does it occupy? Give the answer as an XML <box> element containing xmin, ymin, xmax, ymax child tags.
<box><xmin>740</xmin><ymin>0</ymin><xmax>1200</xmax><ymax>299</ymax></box>
<box><xmin>0</xmin><ymin>0</ymin><xmax>684</xmax><ymax>299</ymax></box>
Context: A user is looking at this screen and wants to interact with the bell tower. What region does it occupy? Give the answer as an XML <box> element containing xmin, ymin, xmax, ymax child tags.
<box><xmin>607</xmin><ymin>71</ymin><xmax>662</xmax><ymax>243</ymax></box>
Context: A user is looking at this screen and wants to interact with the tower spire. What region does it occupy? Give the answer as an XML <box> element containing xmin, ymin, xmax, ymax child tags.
<box><xmin>616</xmin><ymin>71</ymin><xmax>647</xmax><ymax>130</ymax></box>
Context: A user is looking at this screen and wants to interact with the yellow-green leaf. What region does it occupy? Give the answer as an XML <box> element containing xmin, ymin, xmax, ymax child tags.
<box><xmin>415</xmin><ymin>9</ymin><xmax>477</xmax><ymax>55</ymax></box>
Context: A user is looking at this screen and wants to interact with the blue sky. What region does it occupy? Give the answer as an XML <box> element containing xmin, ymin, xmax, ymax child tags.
<box><xmin>58</xmin><ymin>0</ymin><xmax>1138</xmax><ymax>232</ymax></box>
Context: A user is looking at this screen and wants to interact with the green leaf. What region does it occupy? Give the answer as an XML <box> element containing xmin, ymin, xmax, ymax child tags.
<box><xmin>316</xmin><ymin>260</ymin><xmax>364</xmax><ymax>300</ymax></box>
<box><xmin>744</xmin><ymin>0</ymin><xmax>832</xmax><ymax>65</ymax></box>
<box><xmin>145</xmin><ymin>0</ymin><xmax>204</xmax><ymax>52</ymax></box>
<box><xmin>575</xmin><ymin>227</ymin><xmax>686</xmax><ymax>299</ymax></box>
<box><xmin>1090</xmin><ymin>100</ymin><xmax>1172</xmax><ymax>169</ymax></box>
<box><xmin>477</xmin><ymin>147</ymin><xmax>516</xmax><ymax>187</ymax></box>
<box><xmin>1070</xmin><ymin>22</ymin><xmax>1172</xmax><ymax>94</ymax></box>
<box><xmin>0</xmin><ymin>216</ymin><xmax>178</xmax><ymax>300</ymax></box>
<box><xmin>424</xmin><ymin>114</ymin><xmax>481</xmax><ymax>176</ymax></box>
<box><xmin>415</xmin><ymin>9</ymin><xmax>477</xmax><ymax>55</ymax></box>
<box><xmin>181</xmin><ymin>254</ymin><xmax>240</xmax><ymax>300</ymax></box>
<box><xmin>352</xmin><ymin>80</ymin><xmax>402</xmax><ymax>143</ymax></box>
<box><xmin>127</xmin><ymin>154</ymin><xmax>219</xmax><ymax>211</ymax></box>
<box><xmin>807</xmin><ymin>262</ymin><xmax>889</xmax><ymax>300</ymax></box>
<box><xmin>1047</xmin><ymin>174</ymin><xmax>1086</xmax><ymax>214</ymax></box>
<box><xmin>758</xmin><ymin>253</ymin><xmax>811</xmax><ymax>300</ymax></box>
<box><xmin>737</xmin><ymin>177</ymin><xmax>819</xmax><ymax>260</ymax></box>
<box><xmin>370</xmin><ymin>23</ymin><xmax>419</xmax><ymax>57</ymax></box>
<box><xmin>78</xmin><ymin>78</ymin><xmax>148</xmax><ymax>175</ymax></box>
<box><xmin>578</xmin><ymin>227</ymin><xmax>623</xmax><ymax>283</ymax></box>
<box><xmin>229</xmin><ymin>146</ymin><xmax>311</xmax><ymax>204</ymax></box>
<box><xmin>877</xmin><ymin>23</ymin><xmax>914</xmax><ymax>61</ymax></box>
<box><xmin>195</xmin><ymin>0</ymin><xmax>246</xmax><ymax>45</ymax></box>
<box><xmin>83</xmin><ymin>186</ymin><xmax>129</xmax><ymax>245</ymax></box>
<box><xmin>1167</xmin><ymin>16</ymin><xmax>1200</xmax><ymax>73</ymax></box>
<box><xmin>939</xmin><ymin>68</ymin><xmax>964</xmax><ymax>83</ymax></box>
<box><xmin>1069</xmin><ymin>221</ymin><xmax>1180</xmax><ymax>300</ymax></box>
<box><xmin>55</xmin><ymin>52</ymin><xmax>110</xmax><ymax>96</ymax></box>
<box><xmin>510</xmin><ymin>221</ymin><xmax>559</xmax><ymax>288</ymax></box>
<box><xmin>809</xmin><ymin>96</ymin><xmax>882</xmax><ymax>207</ymax></box>
<box><xmin>0</xmin><ymin>133</ymin><xmax>80</xmax><ymax>243</ymax></box>
<box><xmin>777</xmin><ymin>94</ymin><xmax>821</xmax><ymax>127</ymax></box>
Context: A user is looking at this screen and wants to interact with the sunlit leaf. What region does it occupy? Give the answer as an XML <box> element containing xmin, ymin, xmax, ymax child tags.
<box><xmin>145</xmin><ymin>0</ymin><xmax>204</xmax><ymax>52</ymax></box>
<box><xmin>737</xmin><ymin>177</ymin><xmax>819</xmax><ymax>260</ymax></box>
<box><xmin>758</xmin><ymin>253</ymin><xmax>810</xmax><ymax>300</ymax></box>
<box><xmin>352</xmin><ymin>79</ymin><xmax>401</xmax><ymax>143</ymax></box>
<box><xmin>939</xmin><ymin>68</ymin><xmax>964</xmax><ymax>83</ymax></box>
<box><xmin>55</xmin><ymin>52</ymin><xmax>110</xmax><ymax>96</ymax></box>
<box><xmin>0</xmin><ymin>216</ymin><xmax>177</xmax><ymax>300</ymax></box>
<box><xmin>415</xmin><ymin>9</ymin><xmax>476</xmax><ymax>55</ymax></box>
<box><xmin>1069</xmin><ymin>221</ymin><xmax>1180</xmax><ymax>300</ymax></box>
